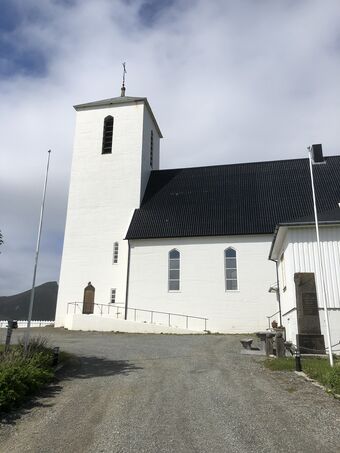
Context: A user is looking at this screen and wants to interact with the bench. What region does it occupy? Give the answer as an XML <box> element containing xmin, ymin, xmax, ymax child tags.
<box><xmin>240</xmin><ymin>339</ymin><xmax>253</xmax><ymax>350</ymax></box>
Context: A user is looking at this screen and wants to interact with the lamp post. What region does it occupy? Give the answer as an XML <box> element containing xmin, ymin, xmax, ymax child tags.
<box><xmin>308</xmin><ymin>144</ymin><xmax>333</xmax><ymax>366</ymax></box>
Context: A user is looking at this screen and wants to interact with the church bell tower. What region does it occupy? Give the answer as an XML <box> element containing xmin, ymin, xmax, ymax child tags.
<box><xmin>55</xmin><ymin>85</ymin><xmax>162</xmax><ymax>326</ymax></box>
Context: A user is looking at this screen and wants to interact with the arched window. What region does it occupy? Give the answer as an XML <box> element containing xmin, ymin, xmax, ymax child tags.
<box><xmin>150</xmin><ymin>130</ymin><xmax>154</xmax><ymax>168</ymax></box>
<box><xmin>102</xmin><ymin>115</ymin><xmax>114</xmax><ymax>154</ymax></box>
<box><xmin>225</xmin><ymin>248</ymin><xmax>238</xmax><ymax>290</ymax></box>
<box><xmin>168</xmin><ymin>249</ymin><xmax>180</xmax><ymax>291</ymax></box>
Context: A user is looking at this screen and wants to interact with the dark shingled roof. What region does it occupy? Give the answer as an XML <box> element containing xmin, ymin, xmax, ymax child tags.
<box><xmin>126</xmin><ymin>156</ymin><xmax>340</xmax><ymax>239</ymax></box>
<box><xmin>279</xmin><ymin>207</ymin><xmax>340</xmax><ymax>226</ymax></box>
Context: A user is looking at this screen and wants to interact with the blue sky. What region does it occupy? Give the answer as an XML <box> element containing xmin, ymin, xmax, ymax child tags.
<box><xmin>1</xmin><ymin>0</ymin><xmax>340</xmax><ymax>295</ymax></box>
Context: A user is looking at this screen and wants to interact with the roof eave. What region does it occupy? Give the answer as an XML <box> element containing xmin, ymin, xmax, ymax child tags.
<box><xmin>269</xmin><ymin>220</ymin><xmax>340</xmax><ymax>261</ymax></box>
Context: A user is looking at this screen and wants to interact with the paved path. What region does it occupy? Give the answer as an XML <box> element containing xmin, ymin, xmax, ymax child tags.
<box><xmin>0</xmin><ymin>328</ymin><xmax>339</xmax><ymax>453</ymax></box>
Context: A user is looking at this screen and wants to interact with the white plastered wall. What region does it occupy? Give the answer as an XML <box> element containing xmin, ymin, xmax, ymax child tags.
<box><xmin>127</xmin><ymin>235</ymin><xmax>278</xmax><ymax>333</ymax></box>
<box><xmin>140</xmin><ymin>106</ymin><xmax>160</xmax><ymax>202</ymax></box>
<box><xmin>55</xmin><ymin>101</ymin><xmax>161</xmax><ymax>326</ymax></box>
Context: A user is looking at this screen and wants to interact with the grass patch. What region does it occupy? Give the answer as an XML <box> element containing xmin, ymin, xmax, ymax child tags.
<box><xmin>0</xmin><ymin>336</ymin><xmax>58</xmax><ymax>412</ymax></box>
<box><xmin>264</xmin><ymin>356</ymin><xmax>340</xmax><ymax>395</ymax></box>
<box><xmin>264</xmin><ymin>357</ymin><xmax>295</xmax><ymax>371</ymax></box>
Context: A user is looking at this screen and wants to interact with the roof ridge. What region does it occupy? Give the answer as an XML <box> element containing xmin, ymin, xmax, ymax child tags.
<box><xmin>154</xmin><ymin>154</ymin><xmax>340</xmax><ymax>173</ymax></box>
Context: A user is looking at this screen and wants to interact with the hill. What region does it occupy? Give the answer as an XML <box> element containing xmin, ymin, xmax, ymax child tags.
<box><xmin>0</xmin><ymin>282</ymin><xmax>58</xmax><ymax>321</ymax></box>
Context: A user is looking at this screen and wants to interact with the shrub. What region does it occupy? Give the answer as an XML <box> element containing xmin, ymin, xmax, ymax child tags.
<box><xmin>17</xmin><ymin>335</ymin><xmax>50</xmax><ymax>357</ymax></box>
<box><xmin>0</xmin><ymin>337</ymin><xmax>54</xmax><ymax>412</ymax></box>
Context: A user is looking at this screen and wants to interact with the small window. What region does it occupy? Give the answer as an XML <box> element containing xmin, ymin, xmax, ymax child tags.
<box><xmin>150</xmin><ymin>130</ymin><xmax>154</xmax><ymax>168</ymax></box>
<box><xmin>113</xmin><ymin>242</ymin><xmax>119</xmax><ymax>264</ymax></box>
<box><xmin>168</xmin><ymin>249</ymin><xmax>180</xmax><ymax>291</ymax></box>
<box><xmin>110</xmin><ymin>288</ymin><xmax>116</xmax><ymax>303</ymax></box>
<box><xmin>225</xmin><ymin>248</ymin><xmax>238</xmax><ymax>291</ymax></box>
<box><xmin>102</xmin><ymin>116</ymin><xmax>114</xmax><ymax>154</ymax></box>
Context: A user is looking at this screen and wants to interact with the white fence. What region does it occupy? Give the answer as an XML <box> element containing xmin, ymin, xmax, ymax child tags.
<box><xmin>0</xmin><ymin>320</ymin><xmax>54</xmax><ymax>328</ymax></box>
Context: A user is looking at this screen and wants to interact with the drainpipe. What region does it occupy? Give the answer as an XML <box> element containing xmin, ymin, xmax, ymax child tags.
<box><xmin>124</xmin><ymin>240</ymin><xmax>131</xmax><ymax>320</ymax></box>
<box><xmin>269</xmin><ymin>257</ymin><xmax>282</xmax><ymax>327</ymax></box>
<box><xmin>275</xmin><ymin>260</ymin><xmax>283</xmax><ymax>327</ymax></box>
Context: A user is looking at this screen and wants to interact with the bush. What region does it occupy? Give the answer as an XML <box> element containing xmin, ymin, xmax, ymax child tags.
<box><xmin>17</xmin><ymin>335</ymin><xmax>50</xmax><ymax>356</ymax></box>
<box><xmin>0</xmin><ymin>337</ymin><xmax>54</xmax><ymax>412</ymax></box>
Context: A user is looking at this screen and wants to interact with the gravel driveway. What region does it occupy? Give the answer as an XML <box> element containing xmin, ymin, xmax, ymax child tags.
<box><xmin>0</xmin><ymin>328</ymin><xmax>339</xmax><ymax>453</ymax></box>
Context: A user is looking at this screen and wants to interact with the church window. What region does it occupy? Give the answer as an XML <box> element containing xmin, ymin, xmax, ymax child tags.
<box><xmin>113</xmin><ymin>242</ymin><xmax>119</xmax><ymax>264</ymax></box>
<box><xmin>168</xmin><ymin>249</ymin><xmax>180</xmax><ymax>291</ymax></box>
<box><xmin>225</xmin><ymin>248</ymin><xmax>238</xmax><ymax>291</ymax></box>
<box><xmin>150</xmin><ymin>130</ymin><xmax>154</xmax><ymax>168</ymax></box>
<box><xmin>102</xmin><ymin>115</ymin><xmax>114</xmax><ymax>154</ymax></box>
<box><xmin>110</xmin><ymin>288</ymin><xmax>116</xmax><ymax>303</ymax></box>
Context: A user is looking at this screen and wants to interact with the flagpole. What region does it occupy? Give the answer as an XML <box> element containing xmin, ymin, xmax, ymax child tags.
<box><xmin>24</xmin><ymin>150</ymin><xmax>51</xmax><ymax>351</ymax></box>
<box><xmin>308</xmin><ymin>148</ymin><xmax>333</xmax><ymax>366</ymax></box>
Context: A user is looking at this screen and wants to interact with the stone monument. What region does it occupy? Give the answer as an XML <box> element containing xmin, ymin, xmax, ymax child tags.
<box><xmin>294</xmin><ymin>273</ymin><xmax>325</xmax><ymax>354</ymax></box>
<box><xmin>83</xmin><ymin>282</ymin><xmax>95</xmax><ymax>314</ymax></box>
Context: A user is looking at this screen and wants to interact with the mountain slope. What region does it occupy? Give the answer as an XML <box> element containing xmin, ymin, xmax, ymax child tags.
<box><xmin>0</xmin><ymin>282</ymin><xmax>58</xmax><ymax>321</ymax></box>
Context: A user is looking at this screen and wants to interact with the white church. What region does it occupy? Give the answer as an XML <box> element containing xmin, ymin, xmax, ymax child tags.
<box><xmin>55</xmin><ymin>85</ymin><xmax>340</xmax><ymax>352</ymax></box>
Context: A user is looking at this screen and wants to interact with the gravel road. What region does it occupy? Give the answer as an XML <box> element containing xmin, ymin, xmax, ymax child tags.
<box><xmin>0</xmin><ymin>328</ymin><xmax>339</xmax><ymax>453</ymax></box>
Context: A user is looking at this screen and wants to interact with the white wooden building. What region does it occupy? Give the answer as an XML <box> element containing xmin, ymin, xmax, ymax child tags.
<box><xmin>55</xmin><ymin>88</ymin><xmax>340</xmax><ymax>344</ymax></box>
<box><xmin>269</xmin><ymin>210</ymin><xmax>340</xmax><ymax>351</ymax></box>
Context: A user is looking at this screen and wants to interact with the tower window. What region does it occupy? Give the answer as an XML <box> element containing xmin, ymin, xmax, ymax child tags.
<box><xmin>225</xmin><ymin>247</ymin><xmax>238</xmax><ymax>291</ymax></box>
<box><xmin>110</xmin><ymin>288</ymin><xmax>116</xmax><ymax>303</ymax></box>
<box><xmin>168</xmin><ymin>249</ymin><xmax>180</xmax><ymax>291</ymax></box>
<box><xmin>150</xmin><ymin>130</ymin><xmax>154</xmax><ymax>168</ymax></box>
<box><xmin>113</xmin><ymin>242</ymin><xmax>119</xmax><ymax>264</ymax></box>
<box><xmin>102</xmin><ymin>115</ymin><xmax>114</xmax><ymax>154</ymax></box>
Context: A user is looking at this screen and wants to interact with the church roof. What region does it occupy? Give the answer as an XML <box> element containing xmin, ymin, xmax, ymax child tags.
<box><xmin>278</xmin><ymin>207</ymin><xmax>340</xmax><ymax>226</ymax></box>
<box><xmin>74</xmin><ymin>96</ymin><xmax>163</xmax><ymax>137</ymax></box>
<box><xmin>126</xmin><ymin>155</ymin><xmax>340</xmax><ymax>239</ymax></box>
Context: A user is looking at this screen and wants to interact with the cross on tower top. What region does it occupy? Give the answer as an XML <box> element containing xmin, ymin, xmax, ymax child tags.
<box><xmin>121</xmin><ymin>62</ymin><xmax>127</xmax><ymax>97</ymax></box>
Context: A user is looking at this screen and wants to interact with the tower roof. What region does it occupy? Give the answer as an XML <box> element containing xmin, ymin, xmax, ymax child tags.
<box><xmin>74</xmin><ymin>96</ymin><xmax>145</xmax><ymax>109</ymax></box>
<box><xmin>74</xmin><ymin>96</ymin><xmax>162</xmax><ymax>137</ymax></box>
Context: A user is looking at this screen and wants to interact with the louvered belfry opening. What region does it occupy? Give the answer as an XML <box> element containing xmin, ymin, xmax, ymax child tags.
<box><xmin>102</xmin><ymin>115</ymin><xmax>114</xmax><ymax>154</ymax></box>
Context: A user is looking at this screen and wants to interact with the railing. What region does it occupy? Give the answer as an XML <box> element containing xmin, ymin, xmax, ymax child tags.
<box><xmin>67</xmin><ymin>302</ymin><xmax>124</xmax><ymax>318</ymax></box>
<box><xmin>266</xmin><ymin>310</ymin><xmax>280</xmax><ymax>329</ymax></box>
<box><xmin>67</xmin><ymin>302</ymin><xmax>208</xmax><ymax>331</ymax></box>
<box><xmin>126</xmin><ymin>306</ymin><xmax>208</xmax><ymax>331</ymax></box>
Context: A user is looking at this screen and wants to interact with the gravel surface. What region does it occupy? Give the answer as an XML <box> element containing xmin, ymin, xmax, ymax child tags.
<box><xmin>0</xmin><ymin>328</ymin><xmax>339</xmax><ymax>453</ymax></box>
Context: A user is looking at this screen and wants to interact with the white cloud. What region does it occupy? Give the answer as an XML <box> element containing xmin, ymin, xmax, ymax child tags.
<box><xmin>1</xmin><ymin>0</ymin><xmax>340</xmax><ymax>294</ymax></box>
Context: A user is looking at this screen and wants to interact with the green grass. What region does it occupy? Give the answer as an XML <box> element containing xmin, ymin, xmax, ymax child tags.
<box><xmin>264</xmin><ymin>356</ymin><xmax>340</xmax><ymax>395</ymax></box>
<box><xmin>264</xmin><ymin>357</ymin><xmax>295</xmax><ymax>371</ymax></box>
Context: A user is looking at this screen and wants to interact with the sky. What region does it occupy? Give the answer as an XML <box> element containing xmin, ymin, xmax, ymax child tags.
<box><xmin>1</xmin><ymin>0</ymin><xmax>340</xmax><ymax>296</ymax></box>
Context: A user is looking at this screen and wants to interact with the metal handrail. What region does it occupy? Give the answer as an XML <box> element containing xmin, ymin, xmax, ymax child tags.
<box><xmin>67</xmin><ymin>302</ymin><xmax>124</xmax><ymax>318</ymax></box>
<box><xmin>127</xmin><ymin>306</ymin><xmax>208</xmax><ymax>330</ymax></box>
<box><xmin>67</xmin><ymin>302</ymin><xmax>208</xmax><ymax>331</ymax></box>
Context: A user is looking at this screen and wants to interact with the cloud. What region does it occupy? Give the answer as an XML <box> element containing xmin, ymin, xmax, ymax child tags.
<box><xmin>1</xmin><ymin>0</ymin><xmax>340</xmax><ymax>294</ymax></box>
